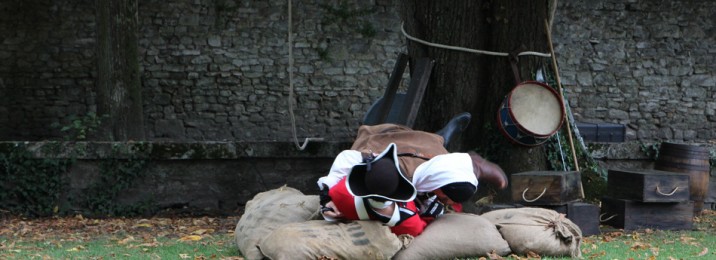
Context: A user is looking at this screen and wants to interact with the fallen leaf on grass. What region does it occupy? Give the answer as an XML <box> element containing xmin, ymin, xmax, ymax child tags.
<box><xmin>0</xmin><ymin>240</ymin><xmax>16</xmax><ymax>250</ymax></box>
<box><xmin>631</xmin><ymin>233</ymin><xmax>640</xmax><ymax>240</ymax></box>
<box><xmin>602</xmin><ymin>231</ymin><xmax>623</xmax><ymax>242</ymax></box>
<box><xmin>587</xmin><ymin>250</ymin><xmax>606</xmax><ymax>258</ymax></box>
<box><xmin>486</xmin><ymin>249</ymin><xmax>502</xmax><ymax>259</ymax></box>
<box><xmin>680</xmin><ymin>235</ymin><xmax>700</xmax><ymax>246</ymax></box>
<box><xmin>179</xmin><ymin>253</ymin><xmax>190</xmax><ymax>259</ymax></box>
<box><xmin>525</xmin><ymin>250</ymin><xmax>541</xmax><ymax>258</ymax></box>
<box><xmin>650</xmin><ymin>246</ymin><xmax>660</xmax><ymax>256</ymax></box>
<box><xmin>192</xmin><ymin>228</ymin><xmax>214</xmax><ymax>235</ymax></box>
<box><xmin>118</xmin><ymin>236</ymin><xmax>134</xmax><ymax>245</ymax></box>
<box><xmin>133</xmin><ymin>223</ymin><xmax>153</xmax><ymax>228</ymax></box>
<box><xmin>696</xmin><ymin>247</ymin><xmax>708</xmax><ymax>257</ymax></box>
<box><xmin>133</xmin><ymin>241</ymin><xmax>160</xmax><ymax>248</ymax></box>
<box><xmin>179</xmin><ymin>235</ymin><xmax>202</xmax><ymax>241</ymax></box>
<box><xmin>66</xmin><ymin>245</ymin><xmax>85</xmax><ymax>252</ymax></box>
<box><xmin>630</xmin><ymin>241</ymin><xmax>650</xmax><ymax>250</ymax></box>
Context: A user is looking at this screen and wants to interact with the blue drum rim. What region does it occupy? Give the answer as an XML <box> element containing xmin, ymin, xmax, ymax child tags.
<box><xmin>497</xmin><ymin>106</ymin><xmax>549</xmax><ymax>146</ymax></box>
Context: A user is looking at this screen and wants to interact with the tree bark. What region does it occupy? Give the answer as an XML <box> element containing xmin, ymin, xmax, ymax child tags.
<box><xmin>399</xmin><ymin>0</ymin><xmax>555</xmax><ymax>201</ymax></box>
<box><xmin>96</xmin><ymin>0</ymin><xmax>145</xmax><ymax>141</ymax></box>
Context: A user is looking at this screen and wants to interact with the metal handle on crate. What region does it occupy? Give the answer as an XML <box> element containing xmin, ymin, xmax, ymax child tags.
<box><xmin>655</xmin><ymin>185</ymin><xmax>679</xmax><ymax>196</ymax></box>
<box><xmin>599</xmin><ymin>213</ymin><xmax>618</xmax><ymax>222</ymax></box>
<box><xmin>521</xmin><ymin>187</ymin><xmax>547</xmax><ymax>202</ymax></box>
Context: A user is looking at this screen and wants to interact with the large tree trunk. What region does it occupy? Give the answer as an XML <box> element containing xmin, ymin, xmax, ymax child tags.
<box><xmin>96</xmin><ymin>0</ymin><xmax>145</xmax><ymax>141</ymax></box>
<box><xmin>399</xmin><ymin>0</ymin><xmax>555</xmax><ymax>202</ymax></box>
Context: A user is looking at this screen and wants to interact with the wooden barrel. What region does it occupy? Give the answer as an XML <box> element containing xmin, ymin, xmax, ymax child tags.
<box><xmin>654</xmin><ymin>142</ymin><xmax>711</xmax><ymax>214</ymax></box>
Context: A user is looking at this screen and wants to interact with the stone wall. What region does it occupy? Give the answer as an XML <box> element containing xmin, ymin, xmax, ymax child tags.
<box><xmin>553</xmin><ymin>0</ymin><xmax>716</xmax><ymax>142</ymax></box>
<box><xmin>0</xmin><ymin>0</ymin><xmax>404</xmax><ymax>142</ymax></box>
<box><xmin>0</xmin><ymin>0</ymin><xmax>97</xmax><ymax>138</ymax></box>
<box><xmin>137</xmin><ymin>0</ymin><xmax>404</xmax><ymax>141</ymax></box>
<box><xmin>1</xmin><ymin>0</ymin><xmax>715</xmax><ymax>147</ymax></box>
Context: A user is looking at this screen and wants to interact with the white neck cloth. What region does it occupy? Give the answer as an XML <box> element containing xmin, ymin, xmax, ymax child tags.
<box><xmin>411</xmin><ymin>153</ymin><xmax>478</xmax><ymax>192</ymax></box>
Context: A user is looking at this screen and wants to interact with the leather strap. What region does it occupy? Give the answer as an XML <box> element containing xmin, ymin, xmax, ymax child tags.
<box><xmin>397</xmin><ymin>152</ymin><xmax>433</xmax><ymax>161</ymax></box>
<box><xmin>362</xmin><ymin>151</ymin><xmax>434</xmax><ymax>161</ymax></box>
<box><xmin>509</xmin><ymin>52</ymin><xmax>522</xmax><ymax>85</ymax></box>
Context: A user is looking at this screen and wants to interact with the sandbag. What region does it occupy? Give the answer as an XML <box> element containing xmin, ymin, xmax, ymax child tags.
<box><xmin>393</xmin><ymin>213</ymin><xmax>511</xmax><ymax>260</ymax></box>
<box><xmin>258</xmin><ymin>220</ymin><xmax>405</xmax><ymax>260</ymax></box>
<box><xmin>234</xmin><ymin>185</ymin><xmax>321</xmax><ymax>260</ymax></box>
<box><xmin>481</xmin><ymin>207</ymin><xmax>582</xmax><ymax>258</ymax></box>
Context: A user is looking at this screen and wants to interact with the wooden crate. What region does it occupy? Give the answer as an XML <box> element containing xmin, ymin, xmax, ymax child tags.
<box><xmin>511</xmin><ymin>171</ymin><xmax>583</xmax><ymax>205</ymax></box>
<box><xmin>544</xmin><ymin>202</ymin><xmax>600</xmax><ymax>236</ymax></box>
<box><xmin>607</xmin><ymin>169</ymin><xmax>690</xmax><ymax>202</ymax></box>
<box><xmin>601</xmin><ymin>197</ymin><xmax>693</xmax><ymax>231</ymax></box>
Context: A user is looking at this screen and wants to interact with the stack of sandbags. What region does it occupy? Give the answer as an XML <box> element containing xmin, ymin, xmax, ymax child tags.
<box><xmin>234</xmin><ymin>185</ymin><xmax>321</xmax><ymax>260</ymax></box>
<box><xmin>393</xmin><ymin>213</ymin><xmax>511</xmax><ymax>260</ymax></box>
<box><xmin>481</xmin><ymin>207</ymin><xmax>583</xmax><ymax>258</ymax></box>
<box><xmin>235</xmin><ymin>186</ymin><xmax>582</xmax><ymax>259</ymax></box>
<box><xmin>258</xmin><ymin>220</ymin><xmax>405</xmax><ymax>260</ymax></box>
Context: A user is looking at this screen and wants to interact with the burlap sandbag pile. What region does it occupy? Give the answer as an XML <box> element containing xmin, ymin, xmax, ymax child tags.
<box><xmin>234</xmin><ymin>185</ymin><xmax>321</xmax><ymax>260</ymax></box>
<box><xmin>393</xmin><ymin>213</ymin><xmax>511</xmax><ymax>260</ymax></box>
<box><xmin>258</xmin><ymin>220</ymin><xmax>405</xmax><ymax>260</ymax></box>
<box><xmin>481</xmin><ymin>207</ymin><xmax>583</xmax><ymax>258</ymax></box>
<box><xmin>235</xmin><ymin>186</ymin><xmax>583</xmax><ymax>259</ymax></box>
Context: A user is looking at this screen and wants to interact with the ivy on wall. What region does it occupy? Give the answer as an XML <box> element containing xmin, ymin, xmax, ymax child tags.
<box><xmin>0</xmin><ymin>143</ymin><xmax>153</xmax><ymax>218</ymax></box>
<box><xmin>0</xmin><ymin>143</ymin><xmax>72</xmax><ymax>217</ymax></box>
<box><xmin>73</xmin><ymin>143</ymin><xmax>153</xmax><ymax>217</ymax></box>
<box><xmin>0</xmin><ymin>114</ymin><xmax>153</xmax><ymax>218</ymax></box>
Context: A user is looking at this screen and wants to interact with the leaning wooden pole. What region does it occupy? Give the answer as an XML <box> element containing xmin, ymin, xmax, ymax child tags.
<box><xmin>544</xmin><ymin>20</ymin><xmax>584</xmax><ymax>197</ymax></box>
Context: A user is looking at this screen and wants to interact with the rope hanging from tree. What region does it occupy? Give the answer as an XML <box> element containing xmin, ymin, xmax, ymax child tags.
<box><xmin>400</xmin><ymin>23</ymin><xmax>552</xmax><ymax>58</ymax></box>
<box><xmin>287</xmin><ymin>0</ymin><xmax>323</xmax><ymax>150</ymax></box>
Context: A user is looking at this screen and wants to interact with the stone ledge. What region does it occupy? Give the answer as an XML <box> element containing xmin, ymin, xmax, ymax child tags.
<box><xmin>0</xmin><ymin>141</ymin><xmax>353</xmax><ymax>160</ymax></box>
<box><xmin>586</xmin><ymin>141</ymin><xmax>714</xmax><ymax>161</ymax></box>
<box><xmin>0</xmin><ymin>141</ymin><xmax>353</xmax><ymax>216</ymax></box>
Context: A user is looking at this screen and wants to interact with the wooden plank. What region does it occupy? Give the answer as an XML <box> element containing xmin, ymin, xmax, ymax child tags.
<box><xmin>399</xmin><ymin>57</ymin><xmax>434</xmax><ymax>127</ymax></box>
<box><xmin>376</xmin><ymin>53</ymin><xmax>409</xmax><ymax>124</ymax></box>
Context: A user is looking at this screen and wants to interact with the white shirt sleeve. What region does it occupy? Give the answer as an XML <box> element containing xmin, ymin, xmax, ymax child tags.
<box><xmin>411</xmin><ymin>153</ymin><xmax>478</xmax><ymax>193</ymax></box>
<box><xmin>317</xmin><ymin>150</ymin><xmax>363</xmax><ymax>189</ymax></box>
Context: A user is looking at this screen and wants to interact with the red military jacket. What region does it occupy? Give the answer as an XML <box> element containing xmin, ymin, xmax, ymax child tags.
<box><xmin>328</xmin><ymin>177</ymin><xmax>427</xmax><ymax>237</ymax></box>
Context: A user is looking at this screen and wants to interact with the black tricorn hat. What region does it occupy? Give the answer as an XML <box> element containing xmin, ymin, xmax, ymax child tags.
<box><xmin>346</xmin><ymin>143</ymin><xmax>416</xmax><ymax>202</ymax></box>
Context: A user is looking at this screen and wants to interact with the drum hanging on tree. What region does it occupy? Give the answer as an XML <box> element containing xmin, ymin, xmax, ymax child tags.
<box><xmin>497</xmin><ymin>81</ymin><xmax>565</xmax><ymax>146</ymax></box>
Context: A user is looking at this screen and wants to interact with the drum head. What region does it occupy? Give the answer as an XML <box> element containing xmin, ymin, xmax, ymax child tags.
<box><xmin>508</xmin><ymin>82</ymin><xmax>564</xmax><ymax>136</ymax></box>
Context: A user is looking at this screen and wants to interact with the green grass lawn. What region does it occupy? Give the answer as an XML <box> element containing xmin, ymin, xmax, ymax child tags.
<box><xmin>2</xmin><ymin>211</ymin><xmax>715</xmax><ymax>259</ymax></box>
<box><xmin>1</xmin><ymin>235</ymin><xmax>240</xmax><ymax>259</ymax></box>
<box><xmin>0</xmin><ymin>215</ymin><xmax>243</xmax><ymax>260</ymax></box>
